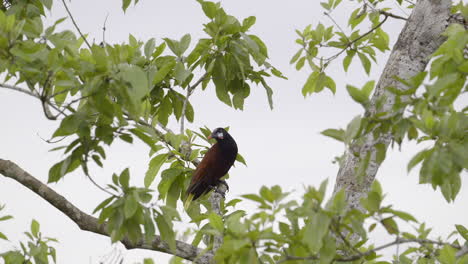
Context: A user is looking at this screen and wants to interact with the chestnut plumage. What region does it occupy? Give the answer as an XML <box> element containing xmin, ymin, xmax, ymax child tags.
<box><xmin>184</xmin><ymin>128</ymin><xmax>238</xmax><ymax>207</ymax></box>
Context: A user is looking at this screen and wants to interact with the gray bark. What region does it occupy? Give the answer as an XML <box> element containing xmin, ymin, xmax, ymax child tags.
<box><xmin>333</xmin><ymin>0</ymin><xmax>464</xmax><ymax>209</ymax></box>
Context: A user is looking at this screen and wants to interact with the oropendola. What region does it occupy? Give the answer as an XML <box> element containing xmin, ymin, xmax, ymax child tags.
<box><xmin>184</xmin><ymin>128</ymin><xmax>238</xmax><ymax>209</ymax></box>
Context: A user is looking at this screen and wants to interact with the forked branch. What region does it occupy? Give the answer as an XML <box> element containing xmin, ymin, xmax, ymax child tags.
<box><xmin>0</xmin><ymin>159</ymin><xmax>214</xmax><ymax>264</ymax></box>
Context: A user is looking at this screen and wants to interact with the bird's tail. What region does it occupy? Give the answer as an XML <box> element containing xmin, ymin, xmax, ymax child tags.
<box><xmin>184</xmin><ymin>193</ymin><xmax>195</xmax><ymax>210</ymax></box>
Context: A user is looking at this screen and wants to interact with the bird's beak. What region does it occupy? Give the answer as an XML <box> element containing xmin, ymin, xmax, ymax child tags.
<box><xmin>207</xmin><ymin>135</ymin><xmax>213</xmax><ymax>140</ymax></box>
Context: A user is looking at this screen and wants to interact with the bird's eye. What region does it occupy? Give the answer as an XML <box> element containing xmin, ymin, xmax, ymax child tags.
<box><xmin>217</xmin><ymin>132</ymin><xmax>224</xmax><ymax>139</ymax></box>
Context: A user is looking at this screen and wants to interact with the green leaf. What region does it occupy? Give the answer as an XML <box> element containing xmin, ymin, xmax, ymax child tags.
<box><xmin>53</xmin><ymin>114</ymin><xmax>83</xmax><ymax>137</ymax></box>
<box><xmin>358</xmin><ymin>52</ymin><xmax>371</xmax><ymax>75</ymax></box>
<box><xmin>344</xmin><ymin>115</ymin><xmax>362</xmax><ymax>144</ymax></box>
<box><xmin>296</xmin><ymin>56</ymin><xmax>306</xmax><ymax>70</ymax></box>
<box><xmin>156</xmin><ymin>213</ymin><xmax>176</xmax><ymax>251</ymax></box>
<box><xmin>179</xmin><ymin>34</ymin><xmax>191</xmax><ymax>55</ymax></box>
<box><xmin>0</xmin><ymin>215</ymin><xmax>13</xmax><ymax>222</ymax></box>
<box><xmin>124</xmin><ymin>194</ymin><xmax>138</xmax><ymax>219</ymax></box>
<box><xmin>455</xmin><ymin>224</ymin><xmax>468</xmax><ymax>241</ymax></box>
<box><xmin>302</xmin><ymin>71</ymin><xmax>319</xmax><ymax>97</ymax></box>
<box><xmin>92</xmin><ymin>197</ymin><xmax>115</xmax><ymax>214</ymax></box>
<box><xmin>119</xmin><ymin>168</ymin><xmax>130</xmax><ymax>189</ymax></box>
<box><xmin>145</xmin><ymin>154</ymin><xmax>169</xmax><ymax>188</ymax></box>
<box><xmin>261</xmin><ymin>80</ymin><xmax>274</xmax><ymax>110</ymax></box>
<box><xmin>208</xmin><ymin>212</ymin><xmax>224</xmax><ymax>233</ymax></box>
<box><xmin>236</xmin><ymin>153</ymin><xmax>247</xmax><ymax>166</ymax></box>
<box><xmin>174</xmin><ymin>62</ymin><xmax>191</xmax><ymax>84</ymax></box>
<box><xmin>381</xmin><ymin>217</ymin><xmax>399</xmax><ymax>234</ymax></box>
<box><xmin>343</xmin><ymin>50</ymin><xmax>355</xmax><ymax>72</ymax></box>
<box><xmin>242</xmin><ymin>16</ymin><xmax>256</xmax><ymax>31</ymax></box>
<box><xmin>118</xmin><ymin>64</ymin><xmax>149</xmax><ymax>101</ymax></box>
<box><xmin>153</xmin><ymin>60</ymin><xmax>176</xmax><ymax>84</ymax></box>
<box><xmin>122</xmin><ymin>0</ymin><xmax>132</xmax><ymax>12</ymax></box>
<box><xmin>31</xmin><ymin>219</ymin><xmax>40</xmax><ymax>238</ymax></box>
<box><xmin>407</xmin><ymin>149</ymin><xmax>431</xmax><ymax>172</ymax></box>
<box><xmin>362</xmin><ymin>80</ymin><xmax>375</xmax><ymax>98</ymax></box>
<box><xmin>321</xmin><ymin>128</ymin><xmax>345</xmax><ymax>142</ymax></box>
<box><xmin>439</xmin><ymin>245</ymin><xmax>456</xmax><ymax>264</ymax></box>
<box><xmin>41</xmin><ymin>0</ymin><xmax>53</xmax><ymax>10</ymax></box>
<box><xmin>212</xmin><ymin>59</ymin><xmax>231</xmax><ymax>106</ymax></box>
<box><xmin>290</xmin><ymin>49</ymin><xmax>303</xmax><ymax>64</ymax></box>
<box><xmin>347</xmin><ymin>84</ymin><xmax>368</xmax><ymax>105</ymax></box>
<box><xmin>197</xmin><ymin>0</ymin><xmax>218</xmax><ymax>19</ymax></box>
<box><xmin>0</xmin><ymin>232</ymin><xmax>7</xmax><ymax>240</ymax></box>
<box><xmin>144</xmin><ymin>38</ymin><xmax>156</xmax><ymax>58</ymax></box>
<box><xmin>303</xmin><ymin>211</ymin><xmax>331</xmax><ymax>253</ymax></box>
<box><xmin>391</xmin><ymin>210</ymin><xmax>418</xmax><ymax>223</ymax></box>
<box><xmin>324</xmin><ymin>75</ymin><xmax>336</xmax><ymax>94</ymax></box>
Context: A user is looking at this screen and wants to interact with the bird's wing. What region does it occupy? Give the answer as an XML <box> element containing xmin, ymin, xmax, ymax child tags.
<box><xmin>189</xmin><ymin>144</ymin><xmax>220</xmax><ymax>185</ymax></box>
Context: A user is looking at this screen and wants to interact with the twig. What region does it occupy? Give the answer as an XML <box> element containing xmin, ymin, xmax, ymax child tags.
<box><xmin>180</xmin><ymin>73</ymin><xmax>208</xmax><ymax>135</ymax></box>
<box><xmin>324</xmin><ymin>12</ymin><xmax>350</xmax><ymax>43</ymax></box>
<box><xmin>87</xmin><ymin>176</ymin><xmax>117</xmax><ymax>197</ymax></box>
<box><xmin>379</xmin><ymin>10</ymin><xmax>408</xmax><ymax>21</ymax></box>
<box><xmin>325</xmin><ymin>14</ymin><xmax>389</xmax><ymax>62</ymax></box>
<box><xmin>61</xmin><ymin>0</ymin><xmax>92</xmax><ymax>50</ymax></box>
<box><xmin>102</xmin><ymin>14</ymin><xmax>109</xmax><ymax>47</ymax></box>
<box><xmin>0</xmin><ymin>83</ymin><xmax>39</xmax><ymax>98</ymax></box>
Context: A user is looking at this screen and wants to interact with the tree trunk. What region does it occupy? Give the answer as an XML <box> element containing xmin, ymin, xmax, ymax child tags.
<box><xmin>333</xmin><ymin>0</ymin><xmax>454</xmax><ymax>208</ymax></box>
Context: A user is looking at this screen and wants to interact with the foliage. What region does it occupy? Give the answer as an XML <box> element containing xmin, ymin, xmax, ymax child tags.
<box><xmin>0</xmin><ymin>0</ymin><xmax>467</xmax><ymax>263</ymax></box>
<box><xmin>1</xmin><ymin>215</ymin><xmax>57</xmax><ymax>264</ymax></box>
<box><xmin>296</xmin><ymin>0</ymin><xmax>468</xmax><ymax>202</ymax></box>
<box><xmin>184</xmin><ymin>181</ymin><xmax>467</xmax><ymax>263</ymax></box>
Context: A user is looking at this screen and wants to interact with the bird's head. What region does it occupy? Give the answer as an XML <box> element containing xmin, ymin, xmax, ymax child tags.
<box><xmin>208</xmin><ymin>127</ymin><xmax>228</xmax><ymax>141</ymax></box>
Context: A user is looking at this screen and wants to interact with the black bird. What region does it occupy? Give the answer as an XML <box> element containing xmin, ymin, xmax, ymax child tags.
<box><xmin>184</xmin><ymin>128</ymin><xmax>238</xmax><ymax>208</ymax></box>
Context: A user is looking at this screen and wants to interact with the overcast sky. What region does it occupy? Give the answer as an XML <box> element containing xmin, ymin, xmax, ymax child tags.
<box><xmin>0</xmin><ymin>0</ymin><xmax>466</xmax><ymax>263</ymax></box>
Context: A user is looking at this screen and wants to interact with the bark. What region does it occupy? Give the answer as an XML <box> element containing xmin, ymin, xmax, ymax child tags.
<box><xmin>0</xmin><ymin>159</ymin><xmax>215</xmax><ymax>264</ymax></box>
<box><xmin>333</xmin><ymin>0</ymin><xmax>465</xmax><ymax>208</ymax></box>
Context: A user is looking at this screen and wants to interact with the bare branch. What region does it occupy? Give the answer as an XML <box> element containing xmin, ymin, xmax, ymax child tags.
<box><xmin>0</xmin><ymin>159</ymin><xmax>214</xmax><ymax>264</ymax></box>
<box><xmin>325</xmin><ymin>14</ymin><xmax>389</xmax><ymax>62</ymax></box>
<box><xmin>61</xmin><ymin>0</ymin><xmax>92</xmax><ymax>50</ymax></box>
<box><xmin>0</xmin><ymin>83</ymin><xmax>40</xmax><ymax>98</ymax></box>
<box><xmin>209</xmin><ymin>183</ymin><xmax>228</xmax><ymax>252</ymax></box>
<box><xmin>180</xmin><ymin>73</ymin><xmax>208</xmax><ymax>135</ymax></box>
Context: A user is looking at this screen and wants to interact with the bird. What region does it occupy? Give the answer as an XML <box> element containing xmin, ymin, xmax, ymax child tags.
<box><xmin>184</xmin><ymin>127</ymin><xmax>238</xmax><ymax>209</ymax></box>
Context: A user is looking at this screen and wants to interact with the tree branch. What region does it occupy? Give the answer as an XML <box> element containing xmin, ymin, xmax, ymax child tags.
<box><xmin>61</xmin><ymin>0</ymin><xmax>92</xmax><ymax>50</ymax></box>
<box><xmin>0</xmin><ymin>83</ymin><xmax>39</xmax><ymax>98</ymax></box>
<box><xmin>209</xmin><ymin>183</ymin><xmax>228</xmax><ymax>252</ymax></box>
<box><xmin>180</xmin><ymin>73</ymin><xmax>208</xmax><ymax>135</ymax></box>
<box><xmin>0</xmin><ymin>159</ymin><xmax>214</xmax><ymax>263</ymax></box>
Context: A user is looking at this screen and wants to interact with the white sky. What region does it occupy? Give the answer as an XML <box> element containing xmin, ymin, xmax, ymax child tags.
<box><xmin>0</xmin><ymin>0</ymin><xmax>466</xmax><ymax>263</ymax></box>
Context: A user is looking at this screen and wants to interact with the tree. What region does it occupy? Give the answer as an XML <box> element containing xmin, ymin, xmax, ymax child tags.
<box><xmin>0</xmin><ymin>0</ymin><xmax>467</xmax><ymax>263</ymax></box>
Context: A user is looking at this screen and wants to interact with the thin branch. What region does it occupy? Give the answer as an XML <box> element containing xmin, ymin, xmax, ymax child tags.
<box><xmin>324</xmin><ymin>12</ymin><xmax>350</xmax><ymax>43</ymax></box>
<box><xmin>0</xmin><ymin>83</ymin><xmax>39</xmax><ymax>98</ymax></box>
<box><xmin>379</xmin><ymin>9</ymin><xmax>408</xmax><ymax>21</ymax></box>
<box><xmin>61</xmin><ymin>0</ymin><xmax>92</xmax><ymax>50</ymax></box>
<box><xmin>325</xmin><ymin>14</ymin><xmax>389</xmax><ymax>62</ymax></box>
<box><xmin>0</xmin><ymin>159</ymin><xmax>214</xmax><ymax>264</ymax></box>
<box><xmin>102</xmin><ymin>14</ymin><xmax>109</xmax><ymax>47</ymax></box>
<box><xmin>180</xmin><ymin>73</ymin><xmax>208</xmax><ymax>135</ymax></box>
